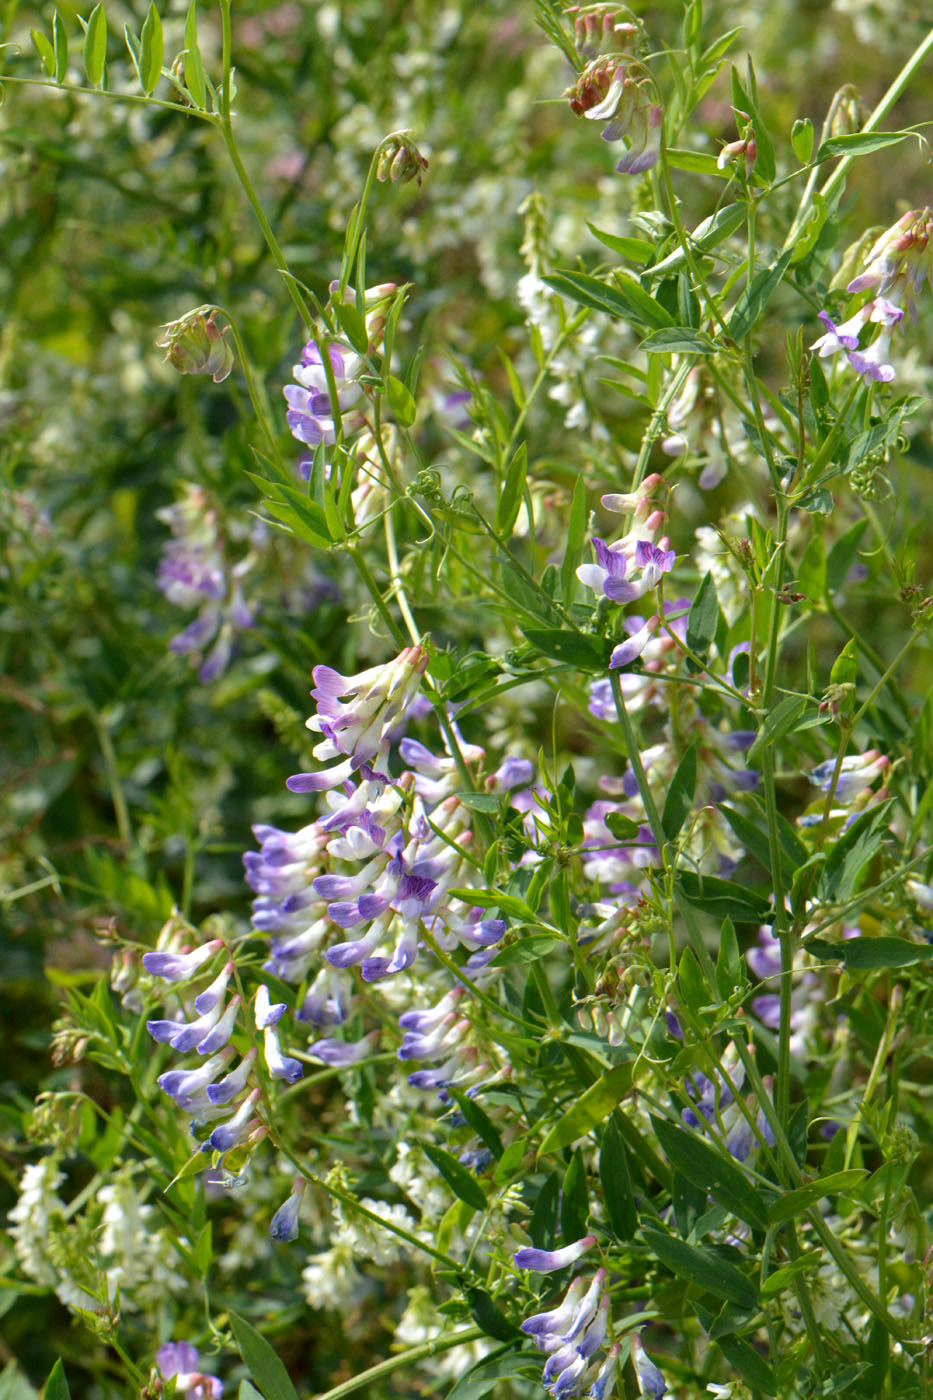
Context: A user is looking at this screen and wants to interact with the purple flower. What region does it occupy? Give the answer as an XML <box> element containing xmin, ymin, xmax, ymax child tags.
<box><xmin>254</xmin><ymin>984</ymin><xmax>287</xmax><ymax>1028</ymax></box>
<box><xmin>156</xmin><ymin>1343</ymin><xmax>223</xmax><ymax>1400</ymax></box>
<box><xmin>206</xmin><ymin>1049</ymin><xmax>257</xmax><ymax>1105</ymax></box>
<box><xmin>847</xmin><ymin>328</ymin><xmax>896</xmax><ymax>384</ymax></box>
<box><xmin>263</xmin><ymin>1024</ymin><xmax>303</xmax><ymax>1083</ymax></box>
<box><xmin>588</xmin><ymin>1343</ymin><xmax>621</xmax><ymax>1400</ymax></box>
<box><xmin>307</xmin><ymin>1031</ymin><xmax>379</xmax><ymax>1066</ymax></box>
<box><xmin>609</xmin><ymin>615</ymin><xmax>659</xmax><ymax>670</ymax></box>
<box><xmin>811</xmin><ymin>306</ymin><xmax>870</xmax><ymax>357</ymax></box>
<box><xmin>269</xmin><ymin>1181</ymin><xmax>304</xmax><ymax>1242</ymax></box>
<box><xmin>207</xmin><ymin>1089</ymin><xmax>261</xmax><ymax>1153</ymax></box>
<box><xmin>143</xmin><ymin>939</ymin><xmax>223</xmax><ymax>983</ymax></box>
<box><xmin>630</xmin><ymin>1334</ymin><xmax>666</xmax><ymax>1399</ymax></box>
<box><xmin>513</xmin><ymin>1234</ymin><xmax>596</xmax><ymax>1273</ymax></box>
<box><xmin>284</xmin><ymin>339</ymin><xmax>366</xmax><ymax>447</ymax></box>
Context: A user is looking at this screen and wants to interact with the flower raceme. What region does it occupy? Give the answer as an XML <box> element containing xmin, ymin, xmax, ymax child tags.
<box><xmin>156</xmin><ymin>484</ymin><xmax>256</xmax><ymax>682</ymax></box>
<box><xmin>567</xmin><ymin>58</ymin><xmax>662</xmax><ymax>175</ymax></box>
<box><xmin>514</xmin><ymin>1238</ymin><xmax>627</xmax><ymax>1398</ymax></box>
<box><xmin>284</xmin><ymin>282</ymin><xmax>399</xmax><ymax>448</ymax></box>
<box><xmin>287</xmin><ymin>645</ymin><xmax>429</xmax><ymax>791</ymax></box>
<box><xmin>811</xmin><ymin>207</ymin><xmax>933</xmax><ymax>383</ymax></box>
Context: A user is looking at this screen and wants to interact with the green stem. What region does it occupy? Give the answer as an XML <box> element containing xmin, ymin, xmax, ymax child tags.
<box><xmin>842</xmin><ymin>983</ymin><xmax>902</xmax><ymax>1170</ymax></box>
<box><xmin>91</xmin><ymin>710</ymin><xmax>132</xmax><ymax>848</ymax></box>
<box><xmin>346</xmin><ymin>544</ymin><xmax>407</xmax><ymax>647</ymax></box>
<box><xmin>311</xmin><ymin>1328</ymin><xmax>487</xmax><ymax>1400</ymax></box>
<box><xmin>217</xmin><ymin>0</ymin><xmax>314</xmax><ymax>333</ymax></box>
<box><xmin>628</xmin><ymin>360</ymin><xmax>696</xmax><ymax>494</ymax></box>
<box><xmin>784</xmin><ymin>24</ymin><xmax>933</xmax><ymax>247</ymax></box>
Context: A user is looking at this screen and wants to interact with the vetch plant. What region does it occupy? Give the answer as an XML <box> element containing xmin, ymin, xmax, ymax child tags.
<box><xmin>3</xmin><ymin>2</ymin><xmax>933</xmax><ymax>1399</ymax></box>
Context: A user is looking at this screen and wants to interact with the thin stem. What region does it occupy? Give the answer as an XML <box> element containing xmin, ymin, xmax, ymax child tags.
<box><xmin>784</xmin><ymin>25</ymin><xmax>933</xmax><ymax>248</ymax></box>
<box><xmin>311</xmin><ymin>1329</ymin><xmax>487</xmax><ymax>1400</ymax></box>
<box><xmin>842</xmin><ymin>984</ymin><xmax>902</xmax><ymax>1170</ymax></box>
<box><xmin>628</xmin><ymin>361</ymin><xmax>696</xmax><ymax>494</ymax></box>
<box><xmin>217</xmin><ymin>0</ymin><xmax>314</xmax><ymax>333</ymax></box>
<box><xmin>91</xmin><ymin>711</ymin><xmax>132</xmax><ymax>848</ymax></box>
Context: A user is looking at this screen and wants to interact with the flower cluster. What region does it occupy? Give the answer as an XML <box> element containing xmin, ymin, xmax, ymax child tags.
<box><xmin>144</xmin><ymin>944</ymin><xmax>304</xmax><ymax>1185</ymax></box>
<box><xmin>567</xmin><ymin>57</ymin><xmax>662</xmax><ymax>174</ymax></box>
<box><xmin>239</xmin><ymin>646</ymin><xmax>526</xmax><ymax>1104</ymax></box>
<box><xmin>156</xmin><ymin>484</ymin><xmax>256</xmax><ymax>682</ymax></box>
<box><xmin>812</xmin><ymin>207</ymin><xmax>933</xmax><ymax>383</ymax></box>
<box><xmin>284</xmin><ymin>282</ymin><xmax>398</xmax><ymax>447</ymax></box>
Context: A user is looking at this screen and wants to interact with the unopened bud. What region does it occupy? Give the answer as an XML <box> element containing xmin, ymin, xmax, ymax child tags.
<box><xmin>829</xmin><ymin>84</ymin><xmax>862</xmax><ymax>138</ymax></box>
<box><xmin>156</xmin><ymin>308</ymin><xmax>234</xmax><ymax>383</ymax></box>
<box><xmin>376</xmin><ymin>133</ymin><xmax>428</xmax><ymax>186</ymax></box>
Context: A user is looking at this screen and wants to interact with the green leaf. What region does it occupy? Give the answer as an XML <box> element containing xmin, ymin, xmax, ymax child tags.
<box><xmin>604</xmin><ymin>811</ymin><xmax>641</xmax><ymax>841</ymax></box>
<box><xmin>718</xmin><ymin>805</ymin><xmax>800</xmax><ymax>883</ymax></box>
<box><xmin>730</xmin><ymin>63</ymin><xmax>776</xmax><ymax>183</ymax></box>
<box><xmin>640</xmin><ymin>1228</ymin><xmax>758</xmax><ymax>1307</ymax></box>
<box><xmin>452</xmin><ymin>791</ymin><xmax>500</xmax><ymax>815</ymax></box>
<box><xmin>41</xmin><ymin>1361</ymin><xmax>70</xmax><ymax>1400</ymax></box>
<box><xmin>228</xmin><ymin>1311</ymin><xmax>300</xmax><ymax>1400</ymax></box>
<box><xmin>651</xmin><ymin>1117</ymin><xmax>768</xmax><ymax>1229</ymax></box>
<box><xmin>497</xmin><ymin>443</ymin><xmax>527</xmax><ymax>537</ymax></box>
<box><xmin>239</xmin><ymin>1383</ymin><xmax>265</xmax><ymax>1400</ymax></box>
<box><xmin>672</xmin><ymin>1169</ymin><xmax>707</xmax><ymax>1238</ymax></box>
<box><xmin>746</xmin><ymin>695</ymin><xmax>809</xmax><ymax>764</ymax></box>
<box><xmin>447</xmin><ymin>888</ymin><xmax>536</xmax><ymax>921</ymax></box>
<box><xmin>332</xmin><ymin>301</ymin><xmax>368</xmax><ymax>355</ymax></box>
<box><xmin>599</xmin><ymin>1117</ymin><xmax>637</xmax><ymax>1239</ymax></box>
<box><xmin>561</xmin><ymin>1150</ymin><xmax>589</xmax><ymax>1241</ymax></box>
<box><xmin>791</xmin><ymin>117</ymin><xmax>814</xmax><ymax>164</ymax></box>
<box><xmin>662</xmin><ymin>745</ymin><xmax>697</xmax><ymax>842</ymax></box>
<box><xmin>422</xmin><ymin>1142</ymin><xmax>487</xmax><ymax>1212</ymax></box>
<box><xmin>521</xmin><ymin>629</ymin><xmax>612</xmax><ymax>672</ymax></box>
<box><xmin>830</xmin><ymin>637</ymin><xmax>858</xmax><ymax>688</ymax></box>
<box><xmin>649</xmin><ymin>202</ymin><xmax>747</xmax><ymax>277</ymax></box>
<box><xmin>528</xmin><ymin>1171</ymin><xmax>560</xmax><ymax>1248</ymax></box>
<box><xmin>561</xmin><ymin>473</ymin><xmax>588</xmax><ymax>608</ymax></box>
<box><xmin>585</xmin><ymin>224</ymin><xmax>654</xmax><ymax>263</ymax></box>
<box><xmin>816</xmin><ymin>131</ymin><xmax>912</xmax><ymax>160</ymax></box>
<box><xmin>826</xmin><ymin>519</ymin><xmax>867</xmax><ymax>594</ymax></box>
<box><xmin>797</xmin><ymin>488</ymin><xmax>834</xmax><ymax>515</ymax></box>
<box><xmin>183</xmin><ymin>3</ymin><xmax>207</xmax><ymax>108</ymax></box>
<box><xmin>490</xmin><ymin>932</ymin><xmax>562</xmax><ymax>965</ymax></box>
<box><xmin>494</xmin><ymin>1138</ymin><xmax>527</xmax><ymax>1184</ymax></box>
<box><xmin>729</xmin><ymin>249</ymin><xmax>794</xmax><ymax>341</ymax></box>
<box><xmin>31</xmin><ymin>28</ymin><xmax>56</xmax><ymax>76</ymax></box>
<box><xmin>716</xmin><ymin>1334</ymin><xmax>777</xmax><ymax>1394</ymax></box>
<box><xmin>677</xmin><ymin>872</ymin><xmax>771</xmax><ymax>924</ymax></box>
<box><xmin>248</xmin><ymin>473</ymin><xmax>334</xmax><ymax>543</ymax></box>
<box><xmin>446</xmin><ymin>1351</ymin><xmax>539</xmax><ymax>1400</ymax></box>
<box><xmin>760</xmin><ymin>1251</ymin><xmax>821</xmax><ymax>1295</ymax></box>
<box><xmin>666</xmin><ymin>147</ymin><xmax>731</xmax><ymax>178</ymax></box>
<box><xmin>139</xmin><ymin>2</ymin><xmax>164</xmax><ymax>93</ymax></box>
<box><xmin>52</xmin><ymin>11</ymin><xmax>68</xmax><ymax>83</ymax></box>
<box><xmin>677</xmin><ymin>946</ymin><xmax>709</xmax><ymax>1016</ymax></box>
<box><xmin>462</xmin><ymin>1286</ymin><xmax>522</xmax><ymax>1341</ymax></box>
<box><xmin>685</xmin><ymin>571</ymin><xmax>719</xmax><ymax>665</ymax></box>
<box><xmin>538</xmin><ymin>1062</ymin><xmax>633</xmax><ymax>1156</ymax></box>
<box><xmin>641</xmin><ymin>327</ymin><xmax>715</xmax><ymax>354</ymax></box>
<box><xmin>715</xmin><ymin>917</ymin><xmax>746</xmax><ymax>998</ymax></box>
<box><xmin>386</xmin><ymin>374</ymin><xmax>417</xmax><ymax>427</ymax></box>
<box><xmin>447</xmin><ymin>1087</ymin><xmax>503</xmax><ymax>1160</ymax></box>
<box><xmin>767</xmin><ymin>1169</ymin><xmax>867</xmax><ymax>1225</ymax></box>
<box><xmin>544</xmin><ymin>271</ymin><xmax>673</xmax><ymax>330</ymax></box>
<box><xmin>806</xmin><ymin>936</ymin><xmax>933</xmax><ymax>970</ymax></box>
<box><xmin>83</xmin><ymin>5</ymin><xmax>107</xmax><ymax>85</ymax></box>
<box><xmin>193</xmin><ymin>1221</ymin><xmax>213</xmax><ymax>1275</ymax></box>
<box><xmin>798</xmin><ymin>530</ymin><xmax>826</xmax><ymax>602</ymax></box>
<box><xmin>818</xmin><ymin>799</ymin><xmax>893</xmax><ymax>902</ymax></box>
